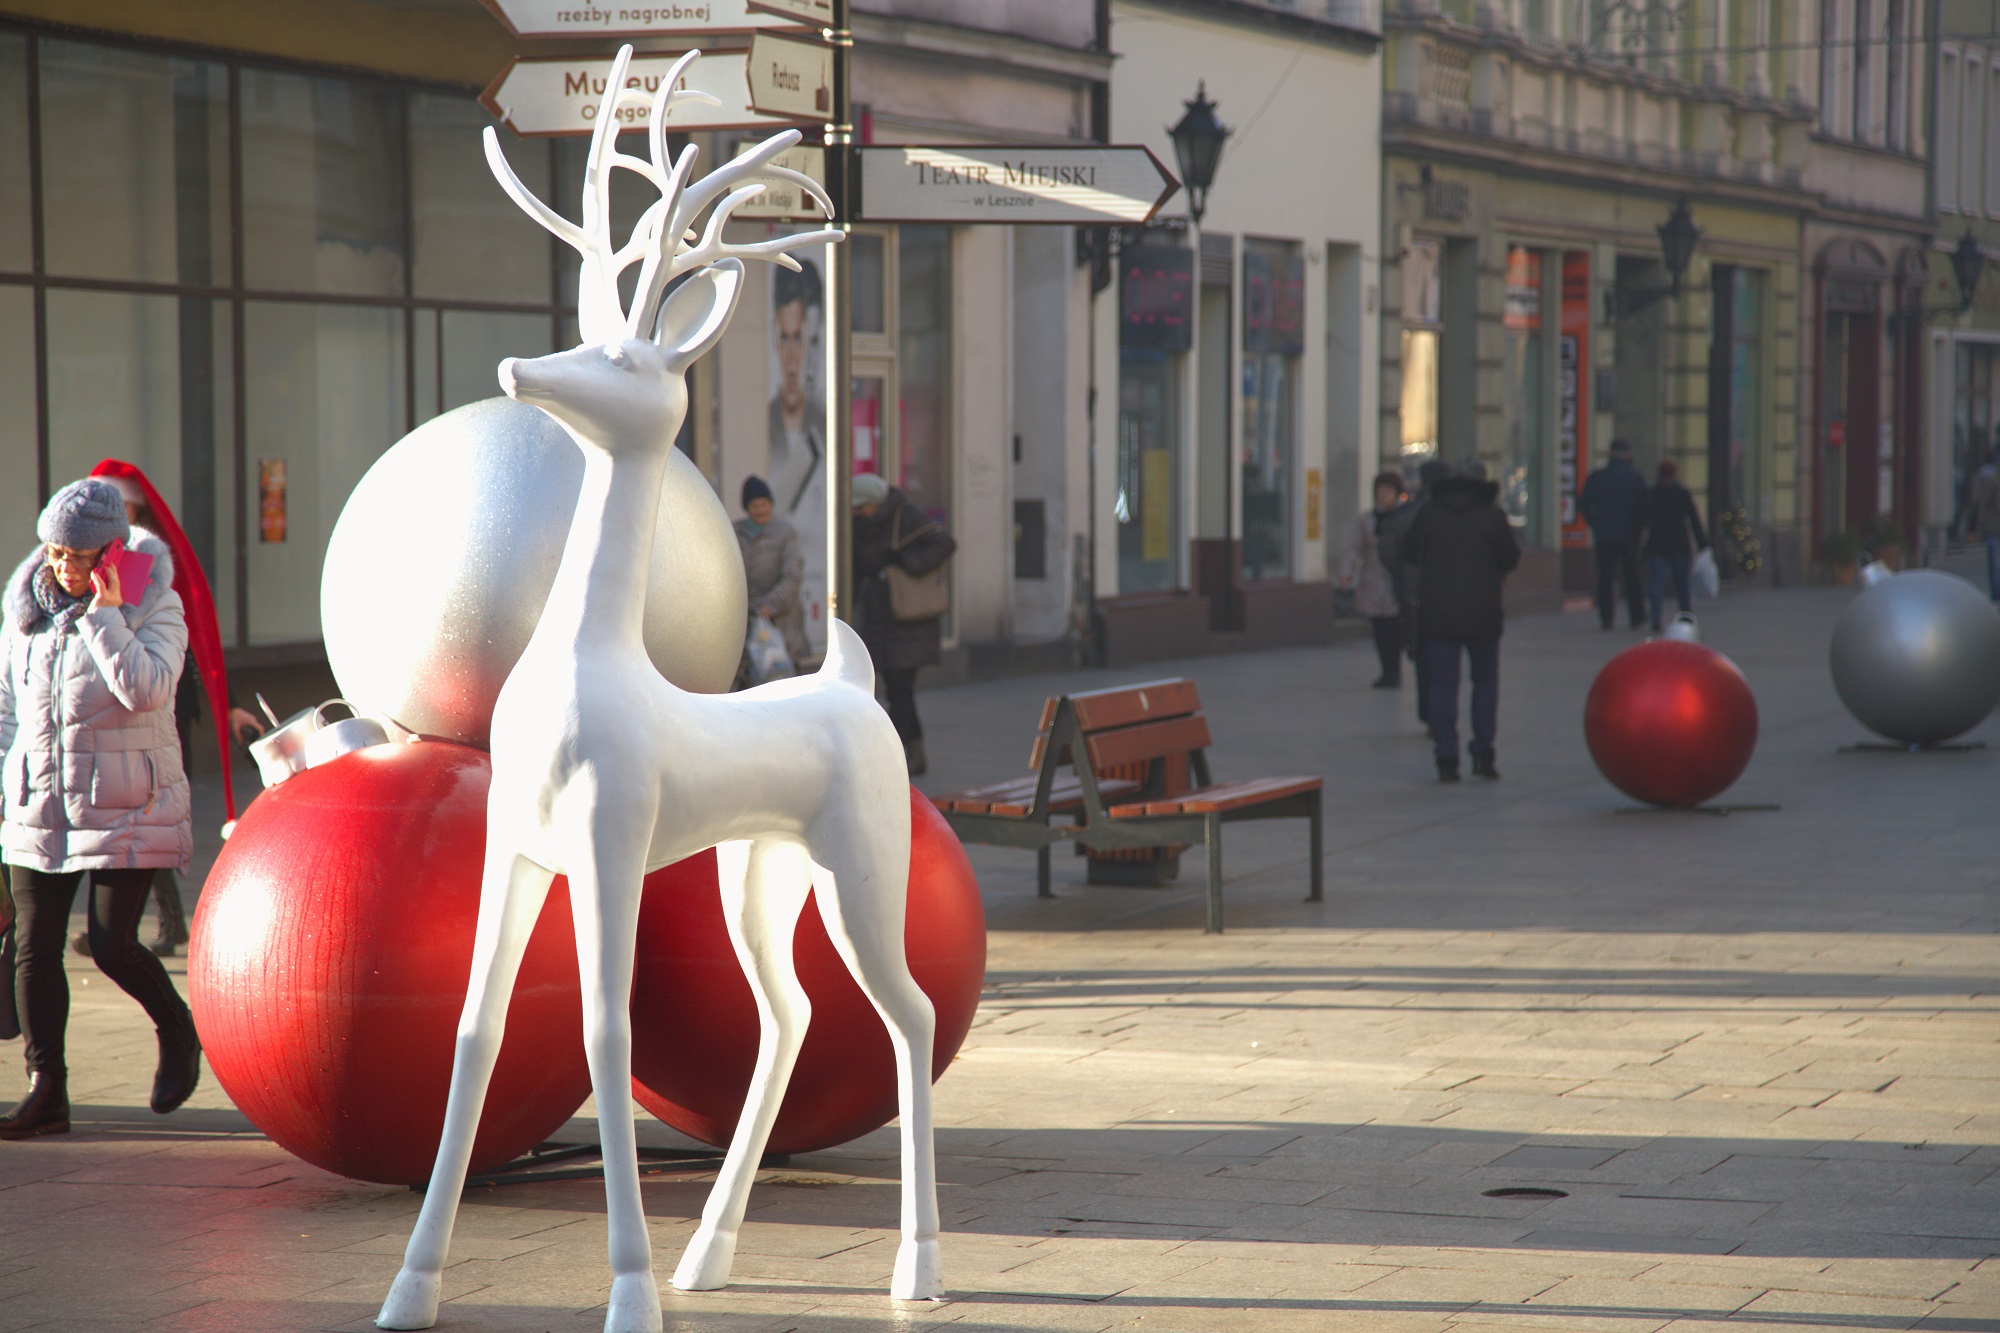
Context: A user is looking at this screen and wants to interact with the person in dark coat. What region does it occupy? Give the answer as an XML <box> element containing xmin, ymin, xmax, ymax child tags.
<box><xmin>851</xmin><ymin>471</ymin><xmax>955</xmax><ymax>776</ymax></box>
<box><xmin>1578</xmin><ymin>437</ymin><xmax>1649</xmax><ymax>631</ymax></box>
<box><xmin>1403</xmin><ymin>458</ymin><xmax>1521</xmax><ymax>782</ymax></box>
<box><xmin>1376</xmin><ymin>458</ymin><xmax>1451</xmax><ymax>724</ymax></box>
<box><xmin>1639</xmin><ymin>457</ymin><xmax>1709</xmax><ymax>632</ymax></box>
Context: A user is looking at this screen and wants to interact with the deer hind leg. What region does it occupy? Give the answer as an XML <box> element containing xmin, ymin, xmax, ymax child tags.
<box><xmin>673</xmin><ymin>837</ymin><xmax>815</xmax><ymax>1292</ymax></box>
<box><xmin>807</xmin><ymin>822</ymin><xmax>942</xmax><ymax>1301</ymax></box>
<box><xmin>565</xmin><ymin>810</ymin><xmax>663</xmax><ymax>1333</ymax></box>
<box><xmin>378</xmin><ymin>847</ymin><xmax>555</xmax><ymax>1330</ymax></box>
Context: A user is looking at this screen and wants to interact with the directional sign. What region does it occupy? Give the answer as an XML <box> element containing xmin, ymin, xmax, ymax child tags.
<box><xmin>747</xmin><ymin>0</ymin><xmax>831</xmax><ymax>22</ymax></box>
<box><xmin>732</xmin><ymin>143</ymin><xmax>827</xmax><ymax>219</ymax></box>
<box><xmin>481</xmin><ymin>52</ymin><xmax>797</xmax><ymax>137</ymax></box>
<box><xmin>746</xmin><ymin>31</ymin><xmax>831</xmax><ymax>121</ymax></box>
<box><xmin>857</xmin><ymin>145</ymin><xmax>1180</xmax><ymax>226</ymax></box>
<box><xmin>477</xmin><ymin>0</ymin><xmax>808</xmax><ymax>39</ymax></box>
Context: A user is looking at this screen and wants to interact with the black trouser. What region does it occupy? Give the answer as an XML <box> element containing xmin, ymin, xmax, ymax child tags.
<box><xmin>880</xmin><ymin>666</ymin><xmax>922</xmax><ymax>745</ymax></box>
<box><xmin>9</xmin><ymin>866</ymin><xmax>191</xmax><ymax>1077</ymax></box>
<box><xmin>1411</xmin><ymin>634</ymin><xmax>1431</xmax><ymax>723</ymax></box>
<box><xmin>1595</xmin><ymin>540</ymin><xmax>1645</xmax><ymax>628</ymax></box>
<box><xmin>1369</xmin><ymin>616</ymin><xmax>1402</xmax><ymax>684</ymax></box>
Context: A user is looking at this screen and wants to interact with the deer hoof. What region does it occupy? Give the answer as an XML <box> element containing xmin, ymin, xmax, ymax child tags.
<box><xmin>375</xmin><ymin>1267</ymin><xmax>441</xmax><ymax>1329</ymax></box>
<box><xmin>669</xmin><ymin>1225</ymin><xmax>737</xmax><ymax>1291</ymax></box>
<box><xmin>891</xmin><ymin>1238</ymin><xmax>943</xmax><ymax>1300</ymax></box>
<box><xmin>603</xmin><ymin>1272</ymin><xmax>663</xmax><ymax>1333</ymax></box>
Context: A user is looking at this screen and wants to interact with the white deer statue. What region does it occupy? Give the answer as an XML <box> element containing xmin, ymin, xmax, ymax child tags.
<box><xmin>376</xmin><ymin>47</ymin><xmax>942</xmax><ymax>1333</ymax></box>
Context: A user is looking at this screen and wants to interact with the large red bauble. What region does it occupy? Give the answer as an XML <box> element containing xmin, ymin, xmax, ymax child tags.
<box><xmin>189</xmin><ymin>741</ymin><xmax>591</xmax><ymax>1185</ymax></box>
<box><xmin>629</xmin><ymin>788</ymin><xmax>984</xmax><ymax>1155</ymax></box>
<box><xmin>1584</xmin><ymin>639</ymin><xmax>1759</xmax><ymax>808</ymax></box>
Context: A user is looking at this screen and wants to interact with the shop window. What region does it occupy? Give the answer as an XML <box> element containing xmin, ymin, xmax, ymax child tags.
<box><xmin>898</xmin><ymin>226</ymin><xmax>952</xmax><ymax>529</ymax></box>
<box><xmin>1728</xmin><ymin>271</ymin><xmax>1764</xmax><ymax>519</ymax></box>
<box><xmin>0</xmin><ymin>285</ymin><xmax>35</xmax><ymax>560</ymax></box>
<box><xmin>851</xmin><ymin>232</ymin><xmax>886</xmax><ymax>335</ymax></box>
<box><xmin>1116</xmin><ymin>242</ymin><xmax>1191</xmax><ymax>594</ymax></box>
<box><xmin>1954</xmin><ymin>341</ymin><xmax>2000</xmax><ymax>535</ymax></box>
<box><xmin>242</xmin><ymin>68</ymin><xmax>406</xmax><ymax>297</ymax></box>
<box><xmin>45</xmin><ymin>290</ymin><xmax>185</xmax><ymax>503</ymax></box>
<box><xmin>39</xmin><ymin>41</ymin><xmax>228</xmax><ymax>286</ymax></box>
<box><xmin>0</xmin><ymin>34</ymin><xmax>29</xmax><ymax>272</ymax></box>
<box><xmin>1242</xmin><ymin>238</ymin><xmax>1302</xmax><ymax>582</ymax></box>
<box><xmin>412</xmin><ymin>93</ymin><xmax>553</xmax><ymax>305</ymax></box>
<box><xmin>1501</xmin><ymin>246</ymin><xmax>1548</xmax><ymax>539</ymax></box>
<box><xmin>244</xmin><ymin>302</ymin><xmax>405</xmax><ymax>643</ymax></box>
<box><xmin>1399</xmin><ymin>236</ymin><xmax>1441</xmax><ymax>467</ymax></box>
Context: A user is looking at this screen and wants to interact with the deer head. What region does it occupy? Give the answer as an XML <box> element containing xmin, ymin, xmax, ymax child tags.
<box><xmin>485</xmin><ymin>44</ymin><xmax>841</xmax><ymax>439</ymax></box>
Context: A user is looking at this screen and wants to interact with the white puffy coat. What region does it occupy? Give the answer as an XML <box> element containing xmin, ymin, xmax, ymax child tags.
<box><xmin>0</xmin><ymin>530</ymin><xmax>192</xmax><ymax>872</ymax></box>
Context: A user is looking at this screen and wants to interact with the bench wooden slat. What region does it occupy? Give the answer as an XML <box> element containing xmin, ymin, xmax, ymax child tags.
<box><xmin>1084</xmin><ymin>713</ymin><xmax>1213</xmax><ymax>772</ymax></box>
<box><xmin>1069</xmin><ymin>678</ymin><xmax>1201</xmax><ymax>732</ymax></box>
<box><xmin>1107</xmin><ymin>775</ymin><xmax>1321</xmax><ymax>818</ymax></box>
<box><xmin>936</xmin><ymin>774</ymin><xmax>1143</xmax><ymax>818</ymax></box>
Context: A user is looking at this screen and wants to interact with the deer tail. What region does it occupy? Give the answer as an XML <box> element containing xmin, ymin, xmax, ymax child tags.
<box><xmin>821</xmin><ymin>618</ymin><xmax>876</xmax><ymax>695</ymax></box>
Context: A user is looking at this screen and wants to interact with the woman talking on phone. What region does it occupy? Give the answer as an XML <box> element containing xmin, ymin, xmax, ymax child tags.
<box><xmin>0</xmin><ymin>479</ymin><xmax>200</xmax><ymax>1139</ymax></box>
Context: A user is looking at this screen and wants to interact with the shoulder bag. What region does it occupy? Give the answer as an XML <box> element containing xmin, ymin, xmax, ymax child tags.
<box><xmin>885</xmin><ymin>510</ymin><xmax>951</xmax><ymax>623</ymax></box>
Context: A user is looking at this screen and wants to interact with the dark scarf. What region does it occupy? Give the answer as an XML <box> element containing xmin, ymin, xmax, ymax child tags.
<box><xmin>31</xmin><ymin>561</ymin><xmax>91</xmax><ymax>633</ymax></box>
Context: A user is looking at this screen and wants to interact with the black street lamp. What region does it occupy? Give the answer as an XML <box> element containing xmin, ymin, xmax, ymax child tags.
<box><xmin>1656</xmin><ymin>198</ymin><xmax>1702</xmax><ymax>296</ymax></box>
<box><xmin>1168</xmin><ymin>83</ymin><xmax>1229</xmax><ymax>227</ymax></box>
<box><xmin>1604</xmin><ymin>198</ymin><xmax>1702</xmax><ymax>320</ymax></box>
<box><xmin>1951</xmin><ymin>229</ymin><xmax>1985</xmax><ymax>311</ymax></box>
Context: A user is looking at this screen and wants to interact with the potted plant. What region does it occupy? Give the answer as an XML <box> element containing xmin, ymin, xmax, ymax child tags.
<box><xmin>1823</xmin><ymin>529</ymin><xmax>1863</xmax><ymax>585</ymax></box>
<box><xmin>1867</xmin><ymin>514</ymin><xmax>1905</xmax><ymax>571</ymax></box>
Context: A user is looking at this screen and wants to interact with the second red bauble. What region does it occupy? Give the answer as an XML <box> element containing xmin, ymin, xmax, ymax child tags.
<box><xmin>1584</xmin><ymin>639</ymin><xmax>1759</xmax><ymax>808</ymax></box>
<box><xmin>629</xmin><ymin>789</ymin><xmax>985</xmax><ymax>1155</ymax></box>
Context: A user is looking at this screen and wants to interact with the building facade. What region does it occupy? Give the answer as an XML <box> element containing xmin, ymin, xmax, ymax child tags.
<box><xmin>1095</xmin><ymin>0</ymin><xmax>1383</xmax><ymax>662</ymax></box>
<box><xmin>1380</xmin><ymin>0</ymin><xmax>1815</xmax><ymax>597</ymax></box>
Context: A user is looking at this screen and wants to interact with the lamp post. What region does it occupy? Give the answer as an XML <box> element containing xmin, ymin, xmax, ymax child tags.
<box><xmin>1166</xmin><ymin>82</ymin><xmax>1231</xmax><ymax>618</ymax></box>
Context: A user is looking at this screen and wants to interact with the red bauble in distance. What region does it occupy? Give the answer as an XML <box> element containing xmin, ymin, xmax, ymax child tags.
<box><xmin>1584</xmin><ymin>639</ymin><xmax>1759</xmax><ymax>807</ymax></box>
<box><xmin>629</xmin><ymin>788</ymin><xmax>985</xmax><ymax>1155</ymax></box>
<box><xmin>188</xmin><ymin>741</ymin><xmax>591</xmax><ymax>1186</ymax></box>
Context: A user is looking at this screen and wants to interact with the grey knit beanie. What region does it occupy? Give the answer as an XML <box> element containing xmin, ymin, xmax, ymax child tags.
<box><xmin>38</xmin><ymin>478</ymin><xmax>130</xmax><ymax>551</ymax></box>
<box><xmin>850</xmin><ymin>472</ymin><xmax>890</xmax><ymax>508</ymax></box>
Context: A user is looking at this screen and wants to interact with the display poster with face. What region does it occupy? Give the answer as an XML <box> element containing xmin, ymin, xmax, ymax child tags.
<box><xmin>768</xmin><ymin>251</ymin><xmax>827</xmax><ymax>655</ymax></box>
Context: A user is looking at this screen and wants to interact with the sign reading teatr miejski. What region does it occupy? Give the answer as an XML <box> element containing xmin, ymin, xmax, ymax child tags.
<box><xmin>858</xmin><ymin>146</ymin><xmax>1179</xmax><ymax>225</ymax></box>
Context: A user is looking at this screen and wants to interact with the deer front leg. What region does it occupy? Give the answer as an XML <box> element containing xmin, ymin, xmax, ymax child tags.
<box><xmin>566</xmin><ymin>818</ymin><xmax>662</xmax><ymax>1333</ymax></box>
<box><xmin>672</xmin><ymin>838</ymin><xmax>814</xmax><ymax>1292</ymax></box>
<box><xmin>379</xmin><ymin>848</ymin><xmax>555</xmax><ymax>1330</ymax></box>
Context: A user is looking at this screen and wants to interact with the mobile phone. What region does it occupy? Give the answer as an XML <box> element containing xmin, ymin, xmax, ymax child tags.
<box><xmin>102</xmin><ymin>539</ymin><xmax>154</xmax><ymax>592</ymax></box>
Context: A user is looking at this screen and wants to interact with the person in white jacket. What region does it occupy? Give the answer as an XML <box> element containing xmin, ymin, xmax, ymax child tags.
<box><xmin>0</xmin><ymin>479</ymin><xmax>200</xmax><ymax>1139</ymax></box>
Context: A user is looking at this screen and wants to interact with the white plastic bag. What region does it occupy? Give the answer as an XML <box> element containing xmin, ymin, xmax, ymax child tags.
<box><xmin>1691</xmin><ymin>547</ymin><xmax>1720</xmax><ymax>599</ymax></box>
<box><xmin>745</xmin><ymin>617</ymin><xmax>794</xmax><ymax>685</ymax></box>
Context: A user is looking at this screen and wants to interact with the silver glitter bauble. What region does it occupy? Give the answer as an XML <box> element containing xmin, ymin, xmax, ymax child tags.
<box><xmin>322</xmin><ymin>397</ymin><xmax>746</xmax><ymax>748</ymax></box>
<box><xmin>1829</xmin><ymin>569</ymin><xmax>2000</xmax><ymax>746</ymax></box>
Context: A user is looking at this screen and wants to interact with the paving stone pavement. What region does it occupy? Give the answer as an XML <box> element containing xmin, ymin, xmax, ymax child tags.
<box><xmin>1</xmin><ymin>576</ymin><xmax>1997</xmax><ymax>1333</ymax></box>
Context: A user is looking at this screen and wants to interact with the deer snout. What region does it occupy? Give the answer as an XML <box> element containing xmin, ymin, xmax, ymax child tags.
<box><xmin>497</xmin><ymin>356</ymin><xmax>536</xmax><ymax>402</ymax></box>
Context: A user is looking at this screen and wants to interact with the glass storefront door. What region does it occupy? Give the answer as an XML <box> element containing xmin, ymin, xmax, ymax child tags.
<box><xmin>1117</xmin><ymin>348</ymin><xmax>1180</xmax><ymax>593</ymax></box>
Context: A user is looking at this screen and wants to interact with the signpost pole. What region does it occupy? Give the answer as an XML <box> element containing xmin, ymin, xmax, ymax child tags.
<box><xmin>825</xmin><ymin>0</ymin><xmax>854</xmax><ymax>629</ymax></box>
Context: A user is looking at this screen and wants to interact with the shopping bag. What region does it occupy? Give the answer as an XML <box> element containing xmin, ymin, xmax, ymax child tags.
<box><xmin>745</xmin><ymin>618</ymin><xmax>795</xmax><ymax>685</ymax></box>
<box><xmin>1691</xmin><ymin>547</ymin><xmax>1720</xmax><ymax>599</ymax></box>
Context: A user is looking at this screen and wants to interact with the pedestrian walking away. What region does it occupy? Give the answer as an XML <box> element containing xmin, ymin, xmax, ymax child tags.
<box><xmin>1380</xmin><ymin>459</ymin><xmax>1451</xmax><ymax>724</ymax></box>
<box><xmin>1972</xmin><ymin>443</ymin><xmax>2000</xmax><ymax>602</ymax></box>
<box><xmin>851</xmin><ymin>471</ymin><xmax>955</xmax><ymax>776</ymax></box>
<box><xmin>1403</xmin><ymin>458</ymin><xmax>1521</xmax><ymax>782</ymax></box>
<box><xmin>1640</xmin><ymin>458</ymin><xmax>1709</xmax><ymax>632</ymax></box>
<box><xmin>1579</xmin><ymin>437</ymin><xmax>1649</xmax><ymax>630</ymax></box>
<box><xmin>734</xmin><ymin>474</ymin><xmax>811</xmax><ymax>684</ymax></box>
<box><xmin>0</xmin><ymin>479</ymin><xmax>203</xmax><ymax>1140</ymax></box>
<box><xmin>1339</xmin><ymin>471</ymin><xmax>1409</xmax><ymax>688</ymax></box>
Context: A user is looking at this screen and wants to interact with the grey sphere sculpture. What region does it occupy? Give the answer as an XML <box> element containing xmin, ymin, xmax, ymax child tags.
<box><xmin>1829</xmin><ymin>569</ymin><xmax>2000</xmax><ymax>746</ymax></box>
<box><xmin>322</xmin><ymin>396</ymin><xmax>746</xmax><ymax>748</ymax></box>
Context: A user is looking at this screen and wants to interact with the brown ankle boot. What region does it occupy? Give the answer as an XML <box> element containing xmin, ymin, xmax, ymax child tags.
<box><xmin>0</xmin><ymin>1070</ymin><xmax>70</xmax><ymax>1139</ymax></box>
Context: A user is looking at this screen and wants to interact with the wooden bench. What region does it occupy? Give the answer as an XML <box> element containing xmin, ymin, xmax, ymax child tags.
<box><xmin>933</xmin><ymin>678</ymin><xmax>1323</xmax><ymax>932</ymax></box>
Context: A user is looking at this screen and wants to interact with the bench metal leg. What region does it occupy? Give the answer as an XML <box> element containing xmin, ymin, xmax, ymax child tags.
<box><xmin>1306</xmin><ymin>788</ymin><xmax>1324</xmax><ymax>903</ymax></box>
<box><xmin>1036</xmin><ymin>845</ymin><xmax>1052</xmax><ymax>898</ymax></box>
<box><xmin>1204</xmin><ymin>813</ymin><xmax>1224</xmax><ymax>934</ymax></box>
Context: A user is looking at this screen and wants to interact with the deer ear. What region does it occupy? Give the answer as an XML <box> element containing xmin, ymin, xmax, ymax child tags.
<box><xmin>657</xmin><ymin>259</ymin><xmax>743</xmax><ymax>372</ymax></box>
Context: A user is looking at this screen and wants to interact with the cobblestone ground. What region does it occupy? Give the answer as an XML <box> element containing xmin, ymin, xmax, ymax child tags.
<box><xmin>0</xmin><ymin>576</ymin><xmax>1995</xmax><ymax>1333</ymax></box>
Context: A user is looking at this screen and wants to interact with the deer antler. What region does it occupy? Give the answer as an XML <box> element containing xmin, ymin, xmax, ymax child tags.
<box><xmin>484</xmin><ymin>44</ymin><xmax>842</xmax><ymax>349</ymax></box>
